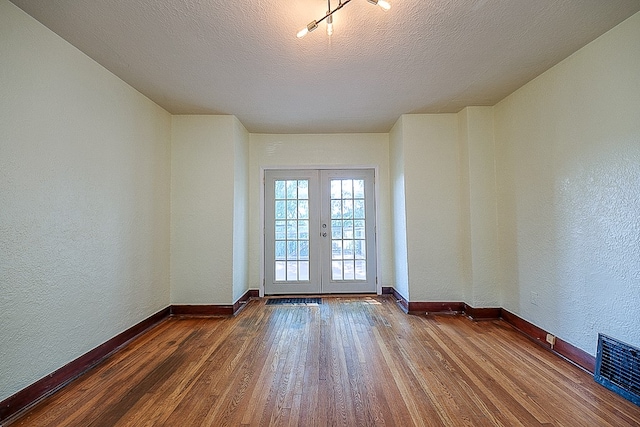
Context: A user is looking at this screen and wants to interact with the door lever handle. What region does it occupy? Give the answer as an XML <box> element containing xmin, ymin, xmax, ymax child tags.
<box><xmin>321</xmin><ymin>232</ymin><xmax>327</xmax><ymax>237</ymax></box>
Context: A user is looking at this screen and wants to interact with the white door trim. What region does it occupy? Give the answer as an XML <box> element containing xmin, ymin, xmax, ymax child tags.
<box><xmin>260</xmin><ymin>166</ymin><xmax>381</xmax><ymax>296</ymax></box>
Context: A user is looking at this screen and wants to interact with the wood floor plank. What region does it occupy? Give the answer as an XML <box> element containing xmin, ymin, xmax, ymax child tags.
<box><xmin>9</xmin><ymin>296</ymin><xmax>640</xmax><ymax>427</ymax></box>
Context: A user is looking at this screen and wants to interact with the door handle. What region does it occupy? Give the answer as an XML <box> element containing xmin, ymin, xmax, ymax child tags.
<box><xmin>322</xmin><ymin>232</ymin><xmax>327</xmax><ymax>237</ymax></box>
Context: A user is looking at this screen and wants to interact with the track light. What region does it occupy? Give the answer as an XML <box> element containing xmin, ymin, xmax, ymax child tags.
<box><xmin>297</xmin><ymin>0</ymin><xmax>390</xmax><ymax>38</ymax></box>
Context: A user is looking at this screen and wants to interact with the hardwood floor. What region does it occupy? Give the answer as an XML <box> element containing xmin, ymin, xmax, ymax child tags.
<box><xmin>8</xmin><ymin>296</ymin><xmax>640</xmax><ymax>426</ymax></box>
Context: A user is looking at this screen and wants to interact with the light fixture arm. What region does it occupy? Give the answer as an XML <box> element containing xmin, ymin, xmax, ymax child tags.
<box><xmin>316</xmin><ymin>0</ymin><xmax>352</xmax><ymax>27</ymax></box>
<box><xmin>297</xmin><ymin>0</ymin><xmax>388</xmax><ymax>38</ymax></box>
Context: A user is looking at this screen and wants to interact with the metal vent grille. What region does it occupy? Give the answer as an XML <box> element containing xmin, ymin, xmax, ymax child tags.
<box><xmin>266</xmin><ymin>298</ymin><xmax>322</xmax><ymax>306</ymax></box>
<box><xmin>594</xmin><ymin>334</ymin><xmax>640</xmax><ymax>406</ymax></box>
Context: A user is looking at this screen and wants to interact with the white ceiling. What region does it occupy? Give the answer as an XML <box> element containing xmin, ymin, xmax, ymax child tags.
<box><xmin>10</xmin><ymin>0</ymin><xmax>640</xmax><ymax>133</ymax></box>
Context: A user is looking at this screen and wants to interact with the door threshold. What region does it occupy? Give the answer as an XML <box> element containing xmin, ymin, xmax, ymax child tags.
<box><xmin>263</xmin><ymin>293</ymin><xmax>378</xmax><ymax>298</ymax></box>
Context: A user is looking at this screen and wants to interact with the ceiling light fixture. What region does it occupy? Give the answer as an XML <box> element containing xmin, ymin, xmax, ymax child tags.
<box><xmin>297</xmin><ymin>0</ymin><xmax>391</xmax><ymax>38</ymax></box>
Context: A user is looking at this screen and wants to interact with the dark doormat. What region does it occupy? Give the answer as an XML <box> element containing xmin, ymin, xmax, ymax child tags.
<box><xmin>266</xmin><ymin>298</ymin><xmax>322</xmax><ymax>306</ymax></box>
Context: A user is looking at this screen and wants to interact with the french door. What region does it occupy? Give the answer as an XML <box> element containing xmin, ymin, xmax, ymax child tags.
<box><xmin>264</xmin><ymin>169</ymin><xmax>377</xmax><ymax>294</ymax></box>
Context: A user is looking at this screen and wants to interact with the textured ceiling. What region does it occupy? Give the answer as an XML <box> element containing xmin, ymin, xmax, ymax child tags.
<box><xmin>10</xmin><ymin>0</ymin><xmax>640</xmax><ymax>133</ymax></box>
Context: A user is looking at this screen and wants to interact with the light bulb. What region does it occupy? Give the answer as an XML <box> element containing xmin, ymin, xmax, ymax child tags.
<box><xmin>327</xmin><ymin>15</ymin><xmax>333</xmax><ymax>36</ymax></box>
<box><xmin>367</xmin><ymin>0</ymin><xmax>391</xmax><ymax>11</ymax></box>
<box><xmin>297</xmin><ymin>20</ymin><xmax>318</xmax><ymax>38</ymax></box>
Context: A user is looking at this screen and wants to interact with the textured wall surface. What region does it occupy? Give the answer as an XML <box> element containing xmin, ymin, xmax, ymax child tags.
<box><xmin>462</xmin><ymin>107</ymin><xmax>500</xmax><ymax>307</ymax></box>
<box><xmin>232</xmin><ymin>118</ymin><xmax>250</xmax><ymax>303</ymax></box>
<box><xmin>457</xmin><ymin>109</ymin><xmax>473</xmax><ymax>305</ymax></box>
<box><xmin>401</xmin><ymin>114</ymin><xmax>466</xmax><ymax>302</ymax></box>
<box><xmin>0</xmin><ymin>1</ymin><xmax>171</xmax><ymax>401</ymax></box>
<box><xmin>248</xmin><ymin>133</ymin><xmax>392</xmax><ymax>293</ymax></box>
<box><xmin>389</xmin><ymin>117</ymin><xmax>409</xmax><ymax>300</ymax></box>
<box><xmin>392</xmin><ymin>108</ymin><xmax>500</xmax><ymax>307</ymax></box>
<box><xmin>3</xmin><ymin>0</ymin><xmax>638</xmax><ymax>405</ymax></box>
<box><xmin>170</xmin><ymin>116</ymin><xmax>236</xmax><ymax>304</ymax></box>
<box><xmin>494</xmin><ymin>12</ymin><xmax>640</xmax><ymax>354</ymax></box>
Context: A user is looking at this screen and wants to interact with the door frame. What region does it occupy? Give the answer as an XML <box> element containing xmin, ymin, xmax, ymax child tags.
<box><xmin>259</xmin><ymin>165</ymin><xmax>382</xmax><ymax>297</ymax></box>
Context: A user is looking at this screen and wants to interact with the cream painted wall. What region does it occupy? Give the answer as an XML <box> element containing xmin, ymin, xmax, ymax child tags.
<box><xmin>248</xmin><ymin>133</ymin><xmax>392</xmax><ymax>292</ymax></box>
<box><xmin>3</xmin><ymin>0</ymin><xmax>638</xmax><ymax>405</ymax></box>
<box><xmin>400</xmin><ymin>114</ymin><xmax>467</xmax><ymax>302</ymax></box>
<box><xmin>457</xmin><ymin>108</ymin><xmax>473</xmax><ymax>306</ymax></box>
<box><xmin>232</xmin><ymin>118</ymin><xmax>250</xmax><ymax>302</ymax></box>
<box><xmin>389</xmin><ymin>117</ymin><xmax>409</xmax><ymax>300</ymax></box>
<box><xmin>494</xmin><ymin>12</ymin><xmax>640</xmax><ymax>354</ymax></box>
<box><xmin>391</xmin><ymin>109</ymin><xmax>499</xmax><ymax>307</ymax></box>
<box><xmin>170</xmin><ymin>115</ymin><xmax>236</xmax><ymax>304</ymax></box>
<box><xmin>0</xmin><ymin>0</ymin><xmax>171</xmax><ymax>402</ymax></box>
<box><xmin>460</xmin><ymin>107</ymin><xmax>500</xmax><ymax>307</ymax></box>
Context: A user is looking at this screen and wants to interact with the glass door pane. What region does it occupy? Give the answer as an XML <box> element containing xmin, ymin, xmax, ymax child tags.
<box><xmin>274</xmin><ymin>179</ymin><xmax>309</xmax><ymax>282</ymax></box>
<box><xmin>330</xmin><ymin>178</ymin><xmax>367</xmax><ymax>281</ymax></box>
<box><xmin>265</xmin><ymin>170</ymin><xmax>320</xmax><ymax>294</ymax></box>
<box><xmin>264</xmin><ymin>169</ymin><xmax>377</xmax><ymax>295</ymax></box>
<box><xmin>321</xmin><ymin>170</ymin><xmax>377</xmax><ymax>294</ymax></box>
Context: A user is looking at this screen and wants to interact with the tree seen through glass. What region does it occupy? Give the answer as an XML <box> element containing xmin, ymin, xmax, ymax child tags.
<box><xmin>330</xmin><ymin>179</ymin><xmax>366</xmax><ymax>281</ymax></box>
<box><xmin>274</xmin><ymin>180</ymin><xmax>309</xmax><ymax>281</ymax></box>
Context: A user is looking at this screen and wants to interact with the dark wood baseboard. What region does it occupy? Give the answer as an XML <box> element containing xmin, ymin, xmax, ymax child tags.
<box><xmin>500</xmin><ymin>309</ymin><xmax>547</xmax><ymax>346</ymax></box>
<box><xmin>408</xmin><ymin>301</ymin><xmax>465</xmax><ymax>315</ymax></box>
<box><xmin>388</xmin><ymin>288</ymin><xmax>409</xmax><ymax>312</ymax></box>
<box><xmin>554</xmin><ymin>337</ymin><xmax>596</xmax><ymax>373</ymax></box>
<box><xmin>1</xmin><ymin>290</ymin><xmax>597</xmax><ymax>424</ymax></box>
<box><xmin>464</xmin><ymin>304</ymin><xmax>502</xmax><ymax>320</ymax></box>
<box><xmin>232</xmin><ymin>289</ymin><xmax>259</xmax><ymax>314</ymax></box>
<box><xmin>170</xmin><ymin>304</ymin><xmax>234</xmax><ymax>316</ymax></box>
<box><xmin>501</xmin><ymin>309</ymin><xmax>595</xmax><ymax>373</ymax></box>
<box><xmin>1</xmin><ymin>290</ymin><xmax>262</xmax><ymax>423</ymax></box>
<box><xmin>171</xmin><ymin>289</ymin><xmax>259</xmax><ymax>317</ymax></box>
<box><xmin>386</xmin><ymin>288</ymin><xmax>595</xmax><ymax>374</ymax></box>
<box><xmin>0</xmin><ymin>307</ymin><xmax>170</xmax><ymax>423</ymax></box>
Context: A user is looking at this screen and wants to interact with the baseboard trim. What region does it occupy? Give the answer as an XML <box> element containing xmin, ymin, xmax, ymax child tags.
<box><xmin>1</xmin><ymin>291</ymin><xmax>597</xmax><ymax>424</ymax></box>
<box><xmin>408</xmin><ymin>301</ymin><xmax>465</xmax><ymax>315</ymax></box>
<box><xmin>501</xmin><ymin>309</ymin><xmax>595</xmax><ymax>373</ymax></box>
<box><xmin>387</xmin><ymin>292</ymin><xmax>467</xmax><ymax>317</ymax></box>
<box><xmin>0</xmin><ymin>307</ymin><xmax>170</xmax><ymax>423</ymax></box>
<box><xmin>170</xmin><ymin>304</ymin><xmax>234</xmax><ymax>316</ymax></box>
<box><xmin>464</xmin><ymin>304</ymin><xmax>502</xmax><ymax>320</ymax></box>
<box><xmin>388</xmin><ymin>288</ymin><xmax>409</xmax><ymax>312</ymax></box>
<box><xmin>386</xmin><ymin>288</ymin><xmax>595</xmax><ymax>374</ymax></box>
<box><xmin>232</xmin><ymin>289</ymin><xmax>259</xmax><ymax>314</ymax></box>
<box><xmin>171</xmin><ymin>289</ymin><xmax>259</xmax><ymax>317</ymax></box>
